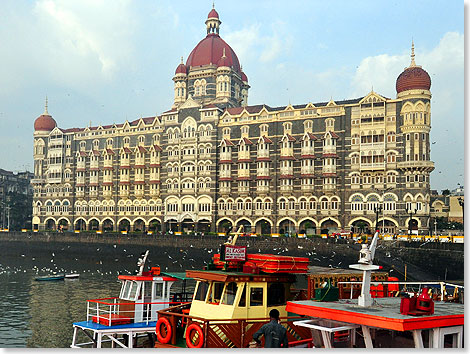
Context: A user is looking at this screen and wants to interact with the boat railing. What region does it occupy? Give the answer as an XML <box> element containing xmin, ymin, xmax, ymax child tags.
<box><xmin>336</xmin><ymin>281</ymin><xmax>463</xmax><ymax>302</ymax></box>
<box><xmin>86</xmin><ymin>297</ymin><xmax>191</xmax><ymax>325</ymax></box>
<box><xmin>157</xmin><ymin>304</ymin><xmax>313</xmax><ymax>348</ymax></box>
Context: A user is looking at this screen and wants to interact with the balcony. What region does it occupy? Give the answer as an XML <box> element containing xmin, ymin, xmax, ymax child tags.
<box><xmin>323</xmin><ymin>184</ymin><xmax>336</xmax><ymax>192</ymax></box>
<box><xmin>322</xmin><ymin>146</ymin><xmax>336</xmax><ymax>155</ymax></box>
<box><xmin>31</xmin><ymin>178</ymin><xmax>45</xmax><ymax>184</ymax></box>
<box><xmin>322</xmin><ymin>166</ymin><xmax>336</xmax><ymax>175</ymax></box>
<box><xmin>77</xmin><ymin>162</ymin><xmax>86</xmax><ymax>170</ymax></box>
<box><xmin>238</xmin><ymin>186</ymin><xmax>250</xmax><ymax>194</ymax></box>
<box><xmin>257</xmin><ymin>151</ymin><xmax>270</xmax><ymax>160</ymax></box>
<box><xmin>280</xmin><ymin>185</ymin><xmax>293</xmax><ymax>193</ymax></box>
<box><xmin>256</xmin><ymin>185</ymin><xmax>270</xmax><ymax>194</ymax></box>
<box><xmin>360</xmin><ymin>162</ymin><xmax>385</xmax><ymax>171</ymax></box>
<box><xmin>301</xmin><ymin>168</ymin><xmax>315</xmax><ymax>175</ymax></box>
<box><xmin>301</xmin><ymin>184</ymin><xmax>315</xmax><ymax>193</ymax></box>
<box><xmin>182</xmin><ymin>154</ymin><xmax>195</xmax><ymax>161</ymax></box>
<box><xmin>220</xmin><ymin>186</ymin><xmax>231</xmax><ymax>194</ymax></box>
<box><xmin>280</xmin><ymin>167</ymin><xmax>293</xmax><ymax>175</ymax></box>
<box><xmin>220</xmin><ymin>152</ymin><xmax>232</xmax><ymax>161</ymax></box>
<box><xmin>397</xmin><ymin>161</ymin><xmax>435</xmax><ymax>170</ymax></box>
<box><xmin>238</xmin><ymin>152</ymin><xmax>251</xmax><ymax>161</ymax></box>
<box><xmin>237</xmin><ymin>171</ymin><xmax>250</xmax><ymax>179</ymax></box>
<box><xmin>135</xmin><ymin>189</ymin><xmax>145</xmax><ymax>198</ymax></box>
<box><xmin>256</xmin><ymin>168</ymin><xmax>270</xmax><ymax>177</ymax></box>
<box><xmin>300</xmin><ymin>148</ymin><xmax>315</xmax><ymax>157</ymax></box>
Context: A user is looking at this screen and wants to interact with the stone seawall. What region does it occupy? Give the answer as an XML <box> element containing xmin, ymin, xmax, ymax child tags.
<box><xmin>0</xmin><ymin>232</ymin><xmax>463</xmax><ymax>281</ymax></box>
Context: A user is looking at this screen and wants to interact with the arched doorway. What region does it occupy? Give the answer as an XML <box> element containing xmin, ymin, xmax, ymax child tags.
<box><xmin>255</xmin><ymin>219</ymin><xmax>271</xmax><ymax>235</ymax></box>
<box><xmin>148</xmin><ymin>219</ymin><xmax>161</xmax><ymax>232</ymax></box>
<box><xmin>378</xmin><ymin>219</ymin><xmax>397</xmax><ymax>234</ymax></box>
<box><xmin>89</xmin><ymin>219</ymin><xmax>99</xmax><ymax>231</ymax></box>
<box><xmin>133</xmin><ymin>219</ymin><xmax>145</xmax><ymax>232</ymax></box>
<box><xmin>45</xmin><ymin>219</ymin><xmax>56</xmax><ymax>231</ymax></box>
<box><xmin>236</xmin><ymin>219</ymin><xmax>252</xmax><ymax>233</ymax></box>
<box><xmin>182</xmin><ymin>218</ymin><xmax>195</xmax><ymax>233</ymax></box>
<box><xmin>165</xmin><ymin>220</ymin><xmax>178</xmax><ymax>233</ymax></box>
<box><xmin>75</xmin><ymin>219</ymin><xmax>86</xmax><ymax>231</ymax></box>
<box><xmin>408</xmin><ymin>218</ymin><xmax>418</xmax><ymax>235</ymax></box>
<box><xmin>102</xmin><ymin>219</ymin><xmax>114</xmax><ymax>232</ymax></box>
<box><xmin>351</xmin><ymin>219</ymin><xmax>371</xmax><ymax>234</ymax></box>
<box><xmin>197</xmin><ymin>220</ymin><xmax>211</xmax><ymax>233</ymax></box>
<box><xmin>119</xmin><ymin>219</ymin><xmax>130</xmax><ymax>232</ymax></box>
<box><xmin>299</xmin><ymin>219</ymin><xmax>316</xmax><ymax>235</ymax></box>
<box><xmin>279</xmin><ymin>219</ymin><xmax>295</xmax><ymax>236</ymax></box>
<box><xmin>217</xmin><ymin>219</ymin><xmax>233</xmax><ymax>234</ymax></box>
<box><xmin>320</xmin><ymin>219</ymin><xmax>339</xmax><ymax>235</ymax></box>
<box><xmin>58</xmin><ymin>219</ymin><xmax>69</xmax><ymax>231</ymax></box>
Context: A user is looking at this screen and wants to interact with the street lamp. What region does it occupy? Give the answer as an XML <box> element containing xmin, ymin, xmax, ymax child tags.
<box><xmin>373</xmin><ymin>187</ymin><xmax>393</xmax><ymax>234</ymax></box>
<box><xmin>457</xmin><ymin>197</ymin><xmax>464</xmax><ymax>229</ymax></box>
<box><xmin>434</xmin><ymin>218</ymin><xmax>437</xmax><ymax>239</ymax></box>
<box><xmin>406</xmin><ymin>205</ymin><xmax>416</xmax><ymax>236</ymax></box>
<box><xmin>373</xmin><ymin>204</ymin><xmax>382</xmax><ymax>232</ymax></box>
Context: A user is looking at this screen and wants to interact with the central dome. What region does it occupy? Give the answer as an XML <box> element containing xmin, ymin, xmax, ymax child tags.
<box><xmin>186</xmin><ymin>33</ymin><xmax>241</xmax><ymax>73</ymax></box>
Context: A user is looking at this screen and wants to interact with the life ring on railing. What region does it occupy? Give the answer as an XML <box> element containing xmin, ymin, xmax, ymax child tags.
<box><xmin>156</xmin><ymin>317</ymin><xmax>172</xmax><ymax>344</ymax></box>
<box><xmin>186</xmin><ymin>323</ymin><xmax>204</xmax><ymax>348</ymax></box>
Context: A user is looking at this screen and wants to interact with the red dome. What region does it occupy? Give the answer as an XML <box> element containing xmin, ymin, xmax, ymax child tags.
<box><xmin>396</xmin><ymin>66</ymin><xmax>431</xmax><ymax>93</ymax></box>
<box><xmin>175</xmin><ymin>62</ymin><xmax>187</xmax><ymax>75</ymax></box>
<box><xmin>241</xmin><ymin>71</ymin><xmax>248</xmax><ymax>82</ymax></box>
<box><xmin>208</xmin><ymin>8</ymin><xmax>219</xmax><ymax>19</ymax></box>
<box><xmin>34</xmin><ymin>114</ymin><xmax>56</xmax><ymax>131</ymax></box>
<box><xmin>186</xmin><ymin>33</ymin><xmax>241</xmax><ymax>73</ymax></box>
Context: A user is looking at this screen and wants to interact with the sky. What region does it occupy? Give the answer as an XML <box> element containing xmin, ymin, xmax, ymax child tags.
<box><xmin>0</xmin><ymin>0</ymin><xmax>464</xmax><ymax>192</ymax></box>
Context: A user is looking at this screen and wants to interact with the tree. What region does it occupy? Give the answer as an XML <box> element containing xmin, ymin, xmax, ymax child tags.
<box><xmin>442</xmin><ymin>189</ymin><xmax>451</xmax><ymax>196</ymax></box>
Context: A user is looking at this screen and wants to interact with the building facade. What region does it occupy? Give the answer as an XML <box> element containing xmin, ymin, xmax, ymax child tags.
<box><xmin>32</xmin><ymin>8</ymin><xmax>434</xmax><ymax>235</ymax></box>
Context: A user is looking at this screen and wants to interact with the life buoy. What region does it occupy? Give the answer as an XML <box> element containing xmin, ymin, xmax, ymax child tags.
<box><xmin>156</xmin><ymin>317</ymin><xmax>172</xmax><ymax>344</ymax></box>
<box><xmin>186</xmin><ymin>323</ymin><xmax>204</xmax><ymax>348</ymax></box>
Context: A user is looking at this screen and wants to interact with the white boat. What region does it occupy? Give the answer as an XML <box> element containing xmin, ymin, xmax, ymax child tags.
<box><xmin>65</xmin><ymin>273</ymin><xmax>80</xmax><ymax>279</ymax></box>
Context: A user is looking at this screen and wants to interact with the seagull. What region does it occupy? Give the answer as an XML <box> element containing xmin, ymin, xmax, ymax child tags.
<box><xmin>432</xmin><ymin>142</ymin><xmax>436</xmax><ymax>144</ymax></box>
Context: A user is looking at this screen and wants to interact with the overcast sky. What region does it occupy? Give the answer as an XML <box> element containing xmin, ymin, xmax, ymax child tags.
<box><xmin>0</xmin><ymin>0</ymin><xmax>464</xmax><ymax>192</ymax></box>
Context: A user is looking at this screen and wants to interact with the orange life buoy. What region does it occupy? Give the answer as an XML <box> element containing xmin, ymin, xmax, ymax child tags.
<box><xmin>156</xmin><ymin>317</ymin><xmax>172</xmax><ymax>344</ymax></box>
<box><xmin>186</xmin><ymin>323</ymin><xmax>204</xmax><ymax>348</ymax></box>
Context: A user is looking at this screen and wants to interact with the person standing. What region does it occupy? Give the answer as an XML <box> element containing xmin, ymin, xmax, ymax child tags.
<box><xmin>252</xmin><ymin>309</ymin><xmax>288</xmax><ymax>348</ymax></box>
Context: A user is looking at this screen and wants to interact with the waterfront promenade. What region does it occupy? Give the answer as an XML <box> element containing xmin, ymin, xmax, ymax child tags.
<box><xmin>0</xmin><ymin>231</ymin><xmax>463</xmax><ymax>281</ymax></box>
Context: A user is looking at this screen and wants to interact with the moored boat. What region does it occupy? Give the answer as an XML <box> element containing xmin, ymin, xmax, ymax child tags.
<box><xmin>154</xmin><ymin>227</ymin><xmax>313</xmax><ymax>348</ymax></box>
<box><xmin>285</xmin><ymin>231</ymin><xmax>464</xmax><ymax>348</ymax></box>
<box><xmin>70</xmin><ymin>251</ymin><xmax>192</xmax><ymax>348</ymax></box>
<box><xmin>35</xmin><ymin>274</ymin><xmax>65</xmax><ymax>281</ymax></box>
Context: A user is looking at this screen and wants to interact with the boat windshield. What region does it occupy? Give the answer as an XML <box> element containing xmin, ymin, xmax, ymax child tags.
<box><xmin>221</xmin><ymin>282</ymin><xmax>237</xmax><ymax>305</ymax></box>
<box><xmin>194</xmin><ymin>281</ymin><xmax>209</xmax><ymax>301</ymax></box>
<box><xmin>208</xmin><ymin>282</ymin><xmax>224</xmax><ymax>304</ymax></box>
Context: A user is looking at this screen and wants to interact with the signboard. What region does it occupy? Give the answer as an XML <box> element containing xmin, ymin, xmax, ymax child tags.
<box><xmin>223</xmin><ymin>245</ymin><xmax>247</xmax><ymax>261</ymax></box>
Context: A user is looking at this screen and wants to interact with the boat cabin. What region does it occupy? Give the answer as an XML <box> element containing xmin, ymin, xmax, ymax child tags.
<box><xmin>187</xmin><ymin>270</ymin><xmax>297</xmax><ymax>320</ymax></box>
<box><xmin>116</xmin><ymin>268</ymin><xmax>178</xmax><ymax>323</ymax></box>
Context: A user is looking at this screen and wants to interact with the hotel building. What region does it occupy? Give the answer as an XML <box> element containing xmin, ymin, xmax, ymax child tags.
<box><xmin>32</xmin><ymin>7</ymin><xmax>434</xmax><ymax>235</ymax></box>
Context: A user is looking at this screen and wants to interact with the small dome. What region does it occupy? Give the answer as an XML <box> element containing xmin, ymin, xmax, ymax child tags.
<box><xmin>34</xmin><ymin>114</ymin><xmax>56</xmax><ymax>131</ymax></box>
<box><xmin>207</xmin><ymin>8</ymin><xmax>219</xmax><ymax>19</ymax></box>
<box><xmin>175</xmin><ymin>62</ymin><xmax>187</xmax><ymax>75</ymax></box>
<box><xmin>396</xmin><ymin>66</ymin><xmax>431</xmax><ymax>93</ymax></box>
<box><xmin>34</xmin><ymin>98</ymin><xmax>56</xmax><ymax>132</ymax></box>
<box><xmin>396</xmin><ymin>42</ymin><xmax>431</xmax><ymax>94</ymax></box>
<box><xmin>241</xmin><ymin>71</ymin><xmax>248</xmax><ymax>83</ymax></box>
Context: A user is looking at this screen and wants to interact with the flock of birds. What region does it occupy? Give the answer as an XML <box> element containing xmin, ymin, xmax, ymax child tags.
<box><xmin>0</xmin><ymin>239</ymin><xmax>356</xmax><ymax>278</ymax></box>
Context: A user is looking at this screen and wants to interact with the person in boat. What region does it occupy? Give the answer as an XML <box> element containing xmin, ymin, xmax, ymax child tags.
<box><xmin>252</xmin><ymin>309</ymin><xmax>288</xmax><ymax>348</ymax></box>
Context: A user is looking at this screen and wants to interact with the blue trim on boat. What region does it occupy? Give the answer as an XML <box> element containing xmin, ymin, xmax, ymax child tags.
<box><xmin>73</xmin><ymin>320</ymin><xmax>157</xmax><ymax>331</ymax></box>
<box><xmin>35</xmin><ymin>275</ymin><xmax>65</xmax><ymax>281</ymax></box>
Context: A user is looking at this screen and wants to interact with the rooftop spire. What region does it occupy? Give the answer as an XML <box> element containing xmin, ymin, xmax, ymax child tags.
<box><xmin>180</xmin><ymin>56</ymin><xmax>184</xmax><ymax>64</ymax></box>
<box><xmin>410</xmin><ymin>39</ymin><xmax>416</xmax><ymax>67</ymax></box>
<box><xmin>222</xmin><ymin>47</ymin><xmax>226</xmax><ymax>58</ymax></box>
<box><xmin>44</xmin><ymin>96</ymin><xmax>49</xmax><ymax>115</ymax></box>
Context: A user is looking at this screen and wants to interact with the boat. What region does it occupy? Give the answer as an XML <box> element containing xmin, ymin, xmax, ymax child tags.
<box><xmin>70</xmin><ymin>250</ymin><xmax>193</xmax><ymax>348</ymax></box>
<box><xmin>285</xmin><ymin>231</ymin><xmax>464</xmax><ymax>348</ymax></box>
<box><xmin>153</xmin><ymin>227</ymin><xmax>314</xmax><ymax>348</ymax></box>
<box><xmin>35</xmin><ymin>274</ymin><xmax>65</xmax><ymax>281</ymax></box>
<box><xmin>65</xmin><ymin>273</ymin><xmax>80</xmax><ymax>279</ymax></box>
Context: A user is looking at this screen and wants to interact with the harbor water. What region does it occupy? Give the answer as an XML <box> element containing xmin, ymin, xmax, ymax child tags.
<box><xmin>0</xmin><ymin>245</ymin><xmax>203</xmax><ymax>348</ymax></box>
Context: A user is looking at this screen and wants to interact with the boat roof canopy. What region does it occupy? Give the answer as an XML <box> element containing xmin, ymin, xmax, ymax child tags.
<box><xmin>186</xmin><ymin>270</ymin><xmax>296</xmax><ymax>283</ymax></box>
<box><xmin>162</xmin><ymin>271</ymin><xmax>193</xmax><ymax>281</ymax></box>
